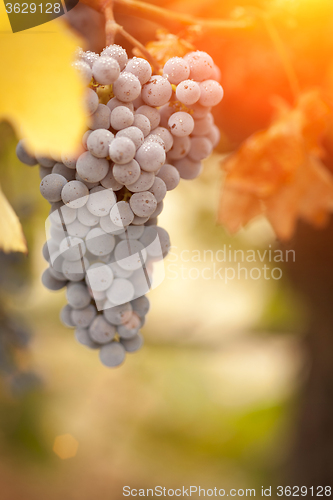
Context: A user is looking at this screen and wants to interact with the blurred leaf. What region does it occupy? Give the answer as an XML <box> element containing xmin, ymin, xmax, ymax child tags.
<box><xmin>0</xmin><ymin>186</ymin><xmax>27</xmax><ymax>254</ymax></box>
<box><xmin>219</xmin><ymin>91</ymin><xmax>333</xmax><ymax>239</ymax></box>
<box><xmin>0</xmin><ymin>7</ymin><xmax>86</xmax><ymax>156</ymax></box>
<box><xmin>136</xmin><ymin>29</ymin><xmax>194</xmax><ymax>66</ymax></box>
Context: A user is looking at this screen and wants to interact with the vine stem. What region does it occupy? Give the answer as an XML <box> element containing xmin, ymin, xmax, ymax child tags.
<box><xmin>81</xmin><ymin>0</ymin><xmax>254</xmax><ymax>34</ymax></box>
<box><xmin>102</xmin><ymin>1</ymin><xmax>161</xmax><ymax>70</ymax></box>
<box><xmin>113</xmin><ymin>0</ymin><xmax>254</xmax><ymax>33</ymax></box>
<box><xmin>118</xmin><ymin>26</ymin><xmax>161</xmax><ymax>71</ymax></box>
<box><xmin>103</xmin><ymin>2</ymin><xmax>118</xmax><ymax>45</ymax></box>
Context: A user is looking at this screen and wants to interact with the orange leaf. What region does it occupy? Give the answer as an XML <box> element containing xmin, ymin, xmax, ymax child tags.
<box><xmin>219</xmin><ymin>91</ymin><xmax>333</xmax><ymax>240</ymax></box>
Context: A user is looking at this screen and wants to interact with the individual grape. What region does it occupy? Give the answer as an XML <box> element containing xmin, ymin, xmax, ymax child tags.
<box><xmin>125</xmin><ymin>57</ymin><xmax>152</xmax><ymax>84</ymax></box>
<box><xmin>61</xmin><ymin>153</ymin><xmax>78</xmax><ymax>169</ymax></box>
<box><xmin>67</xmin><ymin>219</ymin><xmax>90</xmax><ymax>238</ymax></box>
<box><xmin>199</xmin><ymin>80</ymin><xmax>224</xmax><ymax>107</ymax></box>
<box><xmin>114</xmin><ymin>239</ymin><xmax>147</xmax><ymax>271</ymax></box>
<box><xmin>85</xmin><ymin>227</ymin><xmax>116</xmax><ymax>256</ymax></box>
<box><xmin>107</xmin><ymin>97</ymin><xmax>134</xmax><ymax>113</ymax></box>
<box><xmin>100</xmin><ymin>165</ymin><xmax>123</xmax><ymax>191</ymax></box>
<box><xmin>113</xmin><ymin>159</ymin><xmax>141</xmax><ymax>185</ymax></box>
<box><xmin>86</xmin><ymin>186</ymin><xmax>117</xmax><ymax>216</ymax></box>
<box><xmin>116</xmin><ymin>126</ymin><xmax>144</xmax><ymax>150</ymax></box>
<box><xmin>159</xmin><ymin>104</ymin><xmax>174</xmax><ymax>128</ymax></box>
<box><xmin>157</xmin><ymin>163</ymin><xmax>180</xmax><ymax>191</ymax></box>
<box><xmin>90</xmin><ymin>103</ymin><xmax>111</xmax><ymax>130</ymax></box>
<box><xmin>188</xmin><ymin>136</ymin><xmax>213</xmax><ymax>161</ymax></box>
<box><xmin>120</xmin><ymin>333</ymin><xmax>144</xmax><ymax>352</ymax></box>
<box><xmin>110</xmin><ymin>106</ymin><xmax>134</xmax><ymax>130</ymax></box>
<box><xmin>77</xmin><ymin>204</ymin><xmax>100</xmax><ymax>226</ymax></box>
<box><xmin>167</xmin><ymin>135</ymin><xmax>191</xmax><ymax>160</ymax></box>
<box><xmin>52</xmin><ymin>162</ymin><xmax>76</xmax><ymax>181</ymax></box>
<box><xmin>143</xmin><ymin>226</ymin><xmax>170</xmax><ymax>257</ymax></box>
<box><xmin>75</xmin><ymin>328</ymin><xmax>100</xmax><ymax>349</ymax></box>
<box><xmin>168</xmin><ymin>112</ymin><xmax>194</xmax><ymax>137</ymax></box>
<box><xmin>49</xmin><ymin>204</ymin><xmax>77</xmax><ymax>226</ymax></box>
<box><xmin>174</xmin><ymin>157</ymin><xmax>202</xmax><ymax>180</ymax></box>
<box><xmin>62</xmin><ymin>257</ymin><xmax>89</xmax><ymax>281</ymax></box>
<box><xmin>149</xmin><ymin>126</ymin><xmax>173</xmax><ymax>152</ymax></box>
<box><xmin>66</xmin><ymin>282</ymin><xmax>91</xmax><ymax>309</ymax></box>
<box><xmin>61</xmin><ymin>180</ymin><xmax>89</xmax><ymax>209</ymax></box>
<box><xmin>101</xmin><ymin>45</ymin><xmax>128</xmax><ymax>70</ymax></box>
<box><xmin>80</xmin><ymin>50</ymin><xmax>99</xmax><ymax>68</ymax></box>
<box><xmin>75</xmin><ymin>172</ymin><xmax>100</xmax><ymax>190</ymax></box>
<box><xmin>60</xmin><ymin>304</ymin><xmax>76</xmax><ymax>327</ymax></box>
<box><xmin>132</xmin><ymin>114</ymin><xmax>151</xmax><ymax>137</ymax></box>
<box><xmin>130</xmin><ymin>191</ymin><xmax>157</xmax><ymax>218</ymax></box>
<box><xmin>131</xmin><ymin>295</ymin><xmax>150</xmax><ymax>316</ymax></box>
<box><xmin>205</xmin><ymin>124</ymin><xmax>220</xmax><ymax>148</ymax></box>
<box><xmin>100</xmin><ymin>215</ymin><xmax>125</xmax><ymax>235</ymax></box>
<box><xmin>86</xmin><ymin>262</ymin><xmax>114</xmax><ymax>292</ymax></box>
<box><xmin>110</xmin><ymin>201</ymin><xmax>134</xmax><ymax>227</ymax></box>
<box><xmin>36</xmin><ymin>156</ymin><xmax>55</xmax><ymax>168</ymax></box>
<box><xmin>113</xmin><ymin>72</ymin><xmax>141</xmax><ymax>102</ymax></box>
<box><xmin>42</xmin><ymin>240</ymin><xmax>55</xmax><ymax>262</ymax></box>
<box><xmin>183</xmin><ymin>51</ymin><xmax>214</xmax><ymax>81</ymax></box>
<box><xmin>176</xmin><ymin>80</ymin><xmax>201</xmax><ymax>105</ymax></box>
<box><xmin>59</xmin><ymin>237</ymin><xmax>86</xmax><ymax>261</ymax></box>
<box><xmin>189</xmin><ymin>102</ymin><xmax>211</xmax><ymax>119</ymax></box>
<box><xmin>126</xmin><ymin>170</ymin><xmax>155</xmax><ymax>192</ymax></box>
<box><xmin>141</xmin><ymin>75</ymin><xmax>172</xmax><ymax>107</ymax></box>
<box><xmin>39</xmin><ymin>165</ymin><xmax>51</xmax><ymax>179</ymax></box>
<box><xmin>191</xmin><ymin>113</ymin><xmax>214</xmax><ymax>136</ymax></box>
<box><xmin>87</xmin><ymin>129</ymin><xmax>114</xmax><ymax>158</ymax></box>
<box><xmin>132</xmin><ymin>94</ymin><xmax>145</xmax><ymax>109</ymax></box>
<box><xmin>90</xmin><ymin>290</ymin><xmax>106</xmax><ymax>302</ymax></box>
<box><xmin>151</xmin><ymin>201</ymin><xmax>164</xmax><ymax>218</ymax></box>
<box><xmin>41</xmin><ymin>268</ymin><xmax>67</xmax><ymax>290</ymax></box>
<box><xmin>92</xmin><ymin>56</ymin><xmax>120</xmax><ymax>84</ymax></box>
<box><xmin>118</xmin><ymin>312</ymin><xmax>141</xmax><ymax>338</ymax></box>
<box><xmin>85</xmin><ymin>88</ymin><xmax>99</xmax><ymax>115</ymax></box>
<box><xmin>82</xmin><ymin>130</ymin><xmax>92</xmax><ymax>150</ymax></box>
<box><xmin>49</xmin><ymin>258</ymin><xmax>66</xmax><ymax>281</ymax></box>
<box><xmin>76</xmin><ymin>152</ymin><xmax>109</xmax><ymax>183</ymax></box>
<box><xmin>71</xmin><ymin>304</ymin><xmax>97</xmax><ymax>328</ymax></box>
<box><xmin>139</xmin><ymin>225</ymin><xmax>158</xmax><ymax>248</ymax></box>
<box><xmin>72</xmin><ymin>60</ymin><xmax>92</xmax><ymax>85</ymax></box>
<box><xmin>163</xmin><ymin>57</ymin><xmax>190</xmax><ymax>84</ymax></box>
<box><xmin>89</xmin><ymin>316</ymin><xmax>116</xmax><ymax>344</ymax></box>
<box><xmin>109</xmin><ymin>137</ymin><xmax>136</xmax><ymax>164</ymax></box>
<box><xmin>132</xmin><ymin>215</ymin><xmax>149</xmax><ymax>225</ymax></box>
<box><xmin>135</xmin><ymin>142</ymin><xmax>165</xmax><ymax>173</ymax></box>
<box><xmin>136</xmin><ymin>105</ymin><xmax>160</xmax><ymax>130</ymax></box>
<box><xmin>50</xmin><ymin>225</ymin><xmax>65</xmax><ymax>243</ymax></box>
<box><xmin>40</xmin><ymin>174</ymin><xmax>67</xmax><ymax>202</ymax></box>
<box><xmin>118</xmin><ymin>225</ymin><xmax>144</xmax><ymax>240</ymax></box>
<box><xmin>129</xmin><ymin>267</ymin><xmax>152</xmax><ymax>297</ymax></box>
<box><xmin>99</xmin><ymin>341</ymin><xmax>126</xmax><ymax>367</ymax></box>
<box><xmin>145</xmin><ymin>134</ymin><xmax>165</xmax><ymax>149</ymax></box>
<box><xmin>109</xmin><ymin>261</ymin><xmax>133</xmax><ymax>279</ymax></box>
<box><xmin>103</xmin><ymin>302</ymin><xmax>132</xmax><ymax>325</ymax></box>
<box><xmin>106</xmin><ymin>278</ymin><xmax>135</xmax><ymax>305</ymax></box>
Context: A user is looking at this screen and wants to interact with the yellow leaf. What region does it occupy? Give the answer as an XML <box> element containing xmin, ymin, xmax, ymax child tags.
<box><xmin>0</xmin><ymin>7</ymin><xmax>86</xmax><ymax>156</ymax></box>
<box><xmin>0</xmin><ymin>186</ymin><xmax>27</xmax><ymax>254</ymax></box>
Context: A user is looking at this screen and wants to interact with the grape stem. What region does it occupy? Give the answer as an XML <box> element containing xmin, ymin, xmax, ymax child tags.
<box><xmin>103</xmin><ymin>2</ymin><xmax>161</xmax><ymax>70</ymax></box>
<box><xmin>112</xmin><ymin>0</ymin><xmax>254</xmax><ymax>34</ymax></box>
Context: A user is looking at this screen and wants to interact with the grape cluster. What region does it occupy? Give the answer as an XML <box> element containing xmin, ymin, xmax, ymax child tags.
<box><xmin>16</xmin><ymin>44</ymin><xmax>223</xmax><ymax>367</ymax></box>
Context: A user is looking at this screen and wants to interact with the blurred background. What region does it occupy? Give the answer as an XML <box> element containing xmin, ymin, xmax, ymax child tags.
<box><xmin>1</xmin><ymin>0</ymin><xmax>333</xmax><ymax>497</ymax></box>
